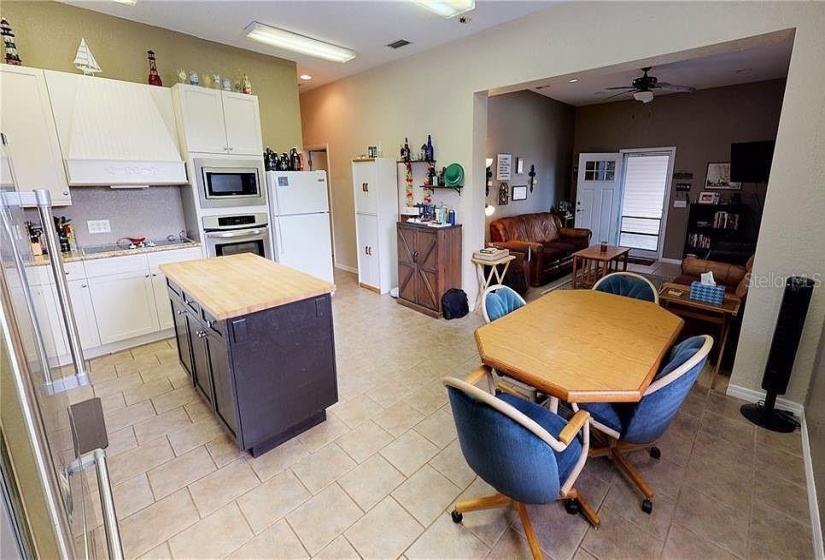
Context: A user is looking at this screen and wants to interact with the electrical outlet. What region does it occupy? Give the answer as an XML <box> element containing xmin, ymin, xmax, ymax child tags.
<box><xmin>87</xmin><ymin>220</ymin><xmax>111</xmax><ymax>234</ymax></box>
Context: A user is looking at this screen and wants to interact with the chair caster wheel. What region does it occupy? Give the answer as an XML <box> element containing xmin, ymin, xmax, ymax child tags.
<box><xmin>564</xmin><ymin>499</ymin><xmax>580</xmax><ymax>515</ymax></box>
<box><xmin>451</xmin><ymin>510</ymin><xmax>463</xmax><ymax>523</ymax></box>
<box><xmin>649</xmin><ymin>446</ymin><xmax>661</xmax><ymax>460</ymax></box>
<box><xmin>642</xmin><ymin>499</ymin><xmax>653</xmax><ymax>514</ymax></box>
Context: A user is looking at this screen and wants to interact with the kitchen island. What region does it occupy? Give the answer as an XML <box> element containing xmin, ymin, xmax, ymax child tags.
<box><xmin>159</xmin><ymin>253</ymin><xmax>337</xmax><ymax>456</ymax></box>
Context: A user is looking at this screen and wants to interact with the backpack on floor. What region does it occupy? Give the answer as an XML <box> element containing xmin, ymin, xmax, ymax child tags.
<box><xmin>441</xmin><ymin>289</ymin><xmax>469</xmax><ymax>320</ymax></box>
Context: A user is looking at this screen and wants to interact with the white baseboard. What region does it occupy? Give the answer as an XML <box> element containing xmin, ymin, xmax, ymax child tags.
<box><xmin>659</xmin><ymin>257</ymin><xmax>683</xmax><ymax>265</ymax></box>
<box><xmin>335</xmin><ymin>262</ymin><xmax>357</xmax><ymax>274</ymax></box>
<box><xmin>725</xmin><ymin>383</ymin><xmax>805</xmax><ymax>416</ymax></box>
<box><xmin>55</xmin><ymin>330</ymin><xmax>174</xmax><ymax>366</ymax></box>
<box><xmin>801</xmin><ymin>414</ymin><xmax>825</xmax><ymax>560</ymax></box>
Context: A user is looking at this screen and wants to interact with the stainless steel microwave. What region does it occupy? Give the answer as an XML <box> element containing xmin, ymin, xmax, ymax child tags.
<box><xmin>193</xmin><ymin>157</ymin><xmax>266</xmax><ymax>209</ymax></box>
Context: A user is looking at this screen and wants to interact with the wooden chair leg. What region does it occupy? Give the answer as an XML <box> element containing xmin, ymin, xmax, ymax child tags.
<box><xmin>453</xmin><ymin>493</ymin><xmax>511</xmax><ymax>514</ymax></box>
<box><xmin>566</xmin><ymin>488</ymin><xmax>600</xmax><ymax>528</ymax></box>
<box><xmin>610</xmin><ymin>448</ymin><xmax>654</xmax><ymax>500</ymax></box>
<box><xmin>515</xmin><ymin>502</ymin><xmax>543</xmax><ymax>560</ymax></box>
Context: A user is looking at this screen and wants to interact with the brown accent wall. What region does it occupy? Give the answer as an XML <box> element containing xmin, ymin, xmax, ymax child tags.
<box><xmin>806</xmin><ymin>320</ymin><xmax>825</xmax><ymax>528</ymax></box>
<box><xmin>573</xmin><ymin>79</ymin><xmax>786</xmax><ymax>260</ymax></box>
<box><xmin>486</xmin><ymin>91</ymin><xmax>575</xmax><ymax>237</ymax></box>
<box><xmin>1</xmin><ymin>1</ymin><xmax>302</xmax><ymax>152</ymax></box>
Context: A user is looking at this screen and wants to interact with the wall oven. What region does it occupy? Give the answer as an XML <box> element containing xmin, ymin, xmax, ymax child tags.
<box><xmin>194</xmin><ymin>157</ymin><xmax>266</xmax><ymax>209</ymax></box>
<box><xmin>202</xmin><ymin>213</ymin><xmax>271</xmax><ymax>259</ymax></box>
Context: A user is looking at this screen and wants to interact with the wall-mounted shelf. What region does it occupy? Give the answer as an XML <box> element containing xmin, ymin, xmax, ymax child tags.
<box><xmin>420</xmin><ymin>185</ymin><xmax>462</xmax><ymax>195</ymax></box>
<box><xmin>398</xmin><ymin>159</ymin><xmax>436</xmax><ymax>165</ymax></box>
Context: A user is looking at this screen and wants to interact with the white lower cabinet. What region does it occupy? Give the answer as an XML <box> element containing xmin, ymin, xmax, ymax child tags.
<box><xmin>68</xmin><ymin>279</ymin><xmax>101</xmax><ymax>350</ymax></box>
<box><xmin>88</xmin><ymin>271</ymin><xmax>160</xmax><ymax>345</ymax></box>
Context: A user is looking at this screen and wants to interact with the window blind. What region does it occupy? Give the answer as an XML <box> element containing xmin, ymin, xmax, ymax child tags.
<box><xmin>619</xmin><ymin>153</ymin><xmax>670</xmax><ymax>251</ymax></box>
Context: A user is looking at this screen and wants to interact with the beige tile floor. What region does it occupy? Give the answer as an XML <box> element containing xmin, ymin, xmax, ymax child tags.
<box><xmin>83</xmin><ymin>269</ymin><xmax>813</xmax><ymax>559</ymax></box>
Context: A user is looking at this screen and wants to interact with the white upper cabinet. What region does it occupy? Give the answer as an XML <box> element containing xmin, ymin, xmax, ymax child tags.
<box><xmin>173</xmin><ymin>85</ymin><xmax>263</xmax><ymax>156</ymax></box>
<box><xmin>0</xmin><ymin>65</ymin><xmax>71</xmax><ymax>205</ymax></box>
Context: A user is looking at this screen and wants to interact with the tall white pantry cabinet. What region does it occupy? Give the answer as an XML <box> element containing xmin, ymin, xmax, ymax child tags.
<box><xmin>352</xmin><ymin>158</ymin><xmax>398</xmax><ymax>294</ymax></box>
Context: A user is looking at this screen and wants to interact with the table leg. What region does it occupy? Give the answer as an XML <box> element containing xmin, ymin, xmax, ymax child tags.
<box><xmin>572</xmin><ymin>256</ymin><xmax>580</xmax><ymax>289</ymax></box>
<box><xmin>711</xmin><ymin>314</ymin><xmax>732</xmax><ymax>390</ymax></box>
<box><xmin>474</xmin><ymin>263</ymin><xmax>484</xmax><ymax>312</ymax></box>
<box><xmin>622</xmin><ymin>253</ymin><xmax>628</xmax><ymax>272</ymax></box>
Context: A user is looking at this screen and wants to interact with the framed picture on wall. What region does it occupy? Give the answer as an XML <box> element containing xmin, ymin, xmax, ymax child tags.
<box><xmin>705</xmin><ymin>162</ymin><xmax>741</xmax><ymax>190</ymax></box>
<box><xmin>511</xmin><ymin>185</ymin><xmax>527</xmax><ymax>201</ymax></box>
<box><xmin>496</xmin><ymin>154</ymin><xmax>512</xmax><ymax>181</ymax></box>
<box><xmin>698</xmin><ymin>191</ymin><xmax>720</xmax><ymax>204</ymax></box>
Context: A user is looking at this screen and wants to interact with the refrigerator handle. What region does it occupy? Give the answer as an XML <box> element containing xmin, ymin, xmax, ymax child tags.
<box><xmin>275</xmin><ymin>219</ymin><xmax>285</xmax><ymax>255</ymax></box>
<box><xmin>34</xmin><ymin>189</ymin><xmax>90</xmax><ymax>391</ymax></box>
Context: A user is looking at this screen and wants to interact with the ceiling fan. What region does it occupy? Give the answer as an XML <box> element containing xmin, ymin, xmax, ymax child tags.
<box><xmin>605</xmin><ymin>67</ymin><xmax>695</xmax><ymax>103</ymax></box>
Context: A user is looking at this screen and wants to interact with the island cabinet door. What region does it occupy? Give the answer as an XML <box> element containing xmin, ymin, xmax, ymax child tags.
<box><xmin>189</xmin><ymin>319</ymin><xmax>213</xmax><ymax>405</ymax></box>
<box><xmin>207</xmin><ymin>331</ymin><xmax>238</xmax><ymax>438</ymax></box>
<box><xmin>171</xmin><ymin>298</ymin><xmax>194</xmax><ymax>379</ymax></box>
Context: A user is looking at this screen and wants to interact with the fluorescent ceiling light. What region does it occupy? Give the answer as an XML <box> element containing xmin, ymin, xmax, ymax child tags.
<box><xmin>633</xmin><ymin>90</ymin><xmax>654</xmax><ymax>103</ymax></box>
<box><xmin>414</xmin><ymin>0</ymin><xmax>475</xmax><ymax>18</ymax></box>
<box><xmin>245</xmin><ymin>22</ymin><xmax>355</xmax><ymax>63</ymax></box>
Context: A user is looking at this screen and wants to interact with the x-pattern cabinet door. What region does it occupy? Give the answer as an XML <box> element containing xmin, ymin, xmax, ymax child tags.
<box><xmin>414</xmin><ymin>228</ymin><xmax>439</xmax><ymax>311</ymax></box>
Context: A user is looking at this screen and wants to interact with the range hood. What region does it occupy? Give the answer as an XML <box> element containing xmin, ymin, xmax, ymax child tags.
<box><xmin>45</xmin><ymin>71</ymin><xmax>187</xmax><ymax>186</ymax></box>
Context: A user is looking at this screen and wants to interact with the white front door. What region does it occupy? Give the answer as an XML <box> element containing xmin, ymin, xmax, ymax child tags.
<box><xmin>575</xmin><ymin>153</ymin><xmax>624</xmax><ymax>246</ymax></box>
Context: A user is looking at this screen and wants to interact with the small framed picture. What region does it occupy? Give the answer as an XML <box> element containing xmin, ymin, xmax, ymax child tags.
<box><xmin>515</xmin><ymin>157</ymin><xmax>525</xmax><ymax>175</ymax></box>
<box><xmin>705</xmin><ymin>162</ymin><xmax>741</xmax><ymax>190</ymax></box>
<box><xmin>496</xmin><ymin>154</ymin><xmax>512</xmax><ymax>181</ymax></box>
<box><xmin>698</xmin><ymin>191</ymin><xmax>720</xmax><ymax>204</ymax></box>
<box><xmin>511</xmin><ymin>185</ymin><xmax>527</xmax><ymax>201</ymax></box>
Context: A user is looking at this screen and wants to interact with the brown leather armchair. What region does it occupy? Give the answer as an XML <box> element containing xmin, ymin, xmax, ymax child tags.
<box><xmin>673</xmin><ymin>255</ymin><xmax>754</xmax><ymax>299</ymax></box>
<box><xmin>489</xmin><ymin>212</ymin><xmax>591</xmax><ymax>287</ymax></box>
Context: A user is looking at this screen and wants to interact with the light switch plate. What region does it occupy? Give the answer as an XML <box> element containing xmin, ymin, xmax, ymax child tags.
<box><xmin>673</xmin><ymin>200</ymin><xmax>687</xmax><ymax>208</ymax></box>
<box><xmin>87</xmin><ymin>220</ymin><xmax>111</xmax><ymax>234</ymax></box>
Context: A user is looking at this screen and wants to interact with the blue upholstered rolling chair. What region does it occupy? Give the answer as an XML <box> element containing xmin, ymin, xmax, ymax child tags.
<box><xmin>592</xmin><ymin>271</ymin><xmax>659</xmax><ymax>304</ymax></box>
<box><xmin>480</xmin><ymin>284</ymin><xmax>539</xmax><ymax>401</ymax></box>
<box><xmin>481</xmin><ymin>284</ymin><xmax>526</xmax><ymax>323</ymax></box>
<box><xmin>445</xmin><ymin>370</ymin><xmax>597</xmax><ymax>559</ymax></box>
<box><xmin>578</xmin><ymin>335</ymin><xmax>713</xmax><ymax>514</ymax></box>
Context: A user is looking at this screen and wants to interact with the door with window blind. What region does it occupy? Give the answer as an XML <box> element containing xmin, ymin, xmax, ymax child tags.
<box><xmin>618</xmin><ymin>151</ymin><xmax>673</xmax><ymax>260</ymax></box>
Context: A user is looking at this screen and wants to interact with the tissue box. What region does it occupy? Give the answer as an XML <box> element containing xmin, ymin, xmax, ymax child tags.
<box><xmin>689</xmin><ymin>281</ymin><xmax>725</xmax><ymax>306</ymax></box>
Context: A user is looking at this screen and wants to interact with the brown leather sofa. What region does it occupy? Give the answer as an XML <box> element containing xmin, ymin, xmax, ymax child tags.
<box><xmin>673</xmin><ymin>255</ymin><xmax>755</xmax><ymax>299</ymax></box>
<box><xmin>489</xmin><ymin>212</ymin><xmax>591</xmax><ymax>287</ymax></box>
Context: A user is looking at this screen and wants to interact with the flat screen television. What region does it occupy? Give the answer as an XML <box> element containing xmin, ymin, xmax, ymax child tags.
<box><xmin>731</xmin><ymin>140</ymin><xmax>775</xmax><ymax>183</ymax></box>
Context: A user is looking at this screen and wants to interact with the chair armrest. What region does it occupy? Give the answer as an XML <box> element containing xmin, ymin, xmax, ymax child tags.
<box><xmin>464</xmin><ymin>365</ymin><xmax>493</xmax><ymax>387</ymax></box>
<box><xmin>559</xmin><ymin>227</ymin><xmax>592</xmax><ymax>241</ymax></box>
<box><xmin>488</xmin><ymin>240</ymin><xmax>541</xmax><ymax>261</ymax></box>
<box><xmin>558</xmin><ymin>409</ymin><xmax>590</xmax><ymax>445</ymax></box>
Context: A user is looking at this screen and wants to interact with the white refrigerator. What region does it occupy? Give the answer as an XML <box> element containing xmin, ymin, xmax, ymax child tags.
<box><xmin>266</xmin><ymin>170</ymin><xmax>335</xmax><ymax>284</ymax></box>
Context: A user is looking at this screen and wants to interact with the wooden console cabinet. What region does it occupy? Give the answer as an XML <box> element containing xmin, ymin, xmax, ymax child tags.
<box><xmin>162</xmin><ymin>255</ymin><xmax>337</xmax><ymax>456</ymax></box>
<box><xmin>397</xmin><ymin>222</ymin><xmax>462</xmax><ymax>317</ymax></box>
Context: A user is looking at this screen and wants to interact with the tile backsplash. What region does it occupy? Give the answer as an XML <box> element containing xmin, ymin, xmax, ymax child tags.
<box><xmin>25</xmin><ymin>186</ymin><xmax>186</xmax><ymax>249</ymax></box>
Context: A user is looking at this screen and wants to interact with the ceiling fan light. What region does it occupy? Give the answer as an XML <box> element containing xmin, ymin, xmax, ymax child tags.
<box><xmin>245</xmin><ymin>22</ymin><xmax>356</xmax><ymax>63</ymax></box>
<box><xmin>633</xmin><ymin>90</ymin><xmax>654</xmax><ymax>104</ymax></box>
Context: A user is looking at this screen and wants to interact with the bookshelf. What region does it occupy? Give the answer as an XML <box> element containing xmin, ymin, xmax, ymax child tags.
<box><xmin>683</xmin><ymin>203</ymin><xmax>756</xmax><ymax>265</ymax></box>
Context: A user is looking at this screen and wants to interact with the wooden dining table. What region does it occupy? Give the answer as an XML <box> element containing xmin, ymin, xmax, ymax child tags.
<box><xmin>474</xmin><ymin>290</ymin><xmax>684</xmax><ymax>403</ymax></box>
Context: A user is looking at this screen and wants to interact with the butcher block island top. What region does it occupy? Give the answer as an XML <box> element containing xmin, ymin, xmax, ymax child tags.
<box><xmin>159</xmin><ymin>253</ymin><xmax>336</xmax><ymax>320</ymax></box>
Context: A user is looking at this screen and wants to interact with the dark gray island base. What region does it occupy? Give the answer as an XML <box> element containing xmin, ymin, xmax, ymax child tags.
<box><xmin>161</xmin><ymin>255</ymin><xmax>338</xmax><ymax>457</ymax></box>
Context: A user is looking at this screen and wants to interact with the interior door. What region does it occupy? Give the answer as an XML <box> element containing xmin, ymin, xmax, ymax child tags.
<box><xmin>618</xmin><ymin>151</ymin><xmax>673</xmax><ymax>260</ymax></box>
<box><xmin>575</xmin><ymin>153</ymin><xmax>623</xmax><ymax>246</ymax></box>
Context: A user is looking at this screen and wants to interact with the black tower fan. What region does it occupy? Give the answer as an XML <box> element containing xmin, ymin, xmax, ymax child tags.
<box><xmin>741</xmin><ymin>276</ymin><xmax>815</xmax><ymax>432</ymax></box>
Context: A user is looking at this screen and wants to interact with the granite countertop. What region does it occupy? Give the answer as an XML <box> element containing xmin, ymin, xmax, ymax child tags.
<box><xmin>160</xmin><ymin>253</ymin><xmax>335</xmax><ymax>320</ymax></box>
<box><xmin>28</xmin><ymin>241</ymin><xmax>201</xmax><ymax>266</ymax></box>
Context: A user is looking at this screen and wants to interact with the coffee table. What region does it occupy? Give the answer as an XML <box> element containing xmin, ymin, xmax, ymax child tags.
<box><xmin>571</xmin><ymin>245</ymin><xmax>630</xmax><ymax>289</ymax></box>
<box><xmin>657</xmin><ymin>282</ymin><xmax>742</xmax><ymax>389</ymax></box>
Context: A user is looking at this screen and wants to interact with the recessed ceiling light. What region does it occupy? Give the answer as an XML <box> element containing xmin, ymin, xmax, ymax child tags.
<box><xmin>110</xmin><ymin>0</ymin><xmax>136</xmax><ymax>4</ymax></box>
<box><xmin>300</xmin><ymin>74</ymin><xmax>312</xmax><ymax>81</ymax></box>
<box><xmin>568</xmin><ymin>78</ymin><xmax>578</xmax><ymax>83</ymax></box>
<box><xmin>413</xmin><ymin>0</ymin><xmax>475</xmax><ymax>19</ymax></box>
<box><xmin>245</xmin><ymin>22</ymin><xmax>355</xmax><ymax>63</ymax></box>
<box><xmin>735</xmin><ymin>67</ymin><xmax>753</xmax><ymax>74</ymax></box>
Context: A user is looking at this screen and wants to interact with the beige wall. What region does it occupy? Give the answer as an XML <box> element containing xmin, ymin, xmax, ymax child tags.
<box><xmin>573</xmin><ymin>79</ymin><xmax>785</xmax><ymax>260</ymax></box>
<box><xmin>301</xmin><ymin>1</ymin><xmax>825</xmax><ymax>404</ymax></box>
<box><xmin>806</xmin><ymin>321</ymin><xmax>825</xmax><ymax>527</ymax></box>
<box><xmin>486</xmin><ymin>91</ymin><xmax>576</xmax><ymax>235</ymax></box>
<box><xmin>2</xmin><ymin>1</ymin><xmax>302</xmax><ymax>151</ymax></box>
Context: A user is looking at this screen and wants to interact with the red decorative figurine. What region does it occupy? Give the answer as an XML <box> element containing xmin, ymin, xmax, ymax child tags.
<box><xmin>147</xmin><ymin>50</ymin><xmax>162</xmax><ymax>86</ymax></box>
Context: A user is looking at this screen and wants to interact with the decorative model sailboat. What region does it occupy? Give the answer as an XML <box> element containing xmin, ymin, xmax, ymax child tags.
<box><xmin>73</xmin><ymin>38</ymin><xmax>101</xmax><ymax>76</ymax></box>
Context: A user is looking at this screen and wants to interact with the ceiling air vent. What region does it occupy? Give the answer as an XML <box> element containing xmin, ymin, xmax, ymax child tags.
<box><xmin>387</xmin><ymin>39</ymin><xmax>411</xmax><ymax>50</ymax></box>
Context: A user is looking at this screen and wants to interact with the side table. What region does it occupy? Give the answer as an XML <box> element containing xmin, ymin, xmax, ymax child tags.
<box><xmin>471</xmin><ymin>254</ymin><xmax>516</xmax><ymax>312</ymax></box>
<box><xmin>658</xmin><ymin>282</ymin><xmax>742</xmax><ymax>389</ymax></box>
<box><xmin>571</xmin><ymin>245</ymin><xmax>630</xmax><ymax>289</ymax></box>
